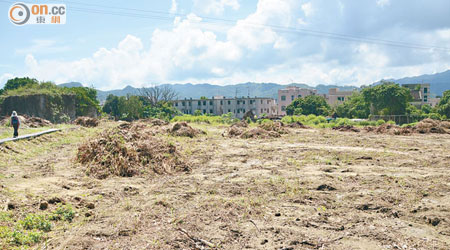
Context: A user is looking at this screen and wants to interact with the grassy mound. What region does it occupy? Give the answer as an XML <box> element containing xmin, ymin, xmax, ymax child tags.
<box><xmin>77</xmin><ymin>122</ymin><xmax>190</xmax><ymax>179</ymax></box>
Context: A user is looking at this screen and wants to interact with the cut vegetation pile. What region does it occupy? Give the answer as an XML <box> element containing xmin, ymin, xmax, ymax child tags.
<box><xmin>334</xmin><ymin>119</ymin><xmax>450</xmax><ymax>135</ymax></box>
<box><xmin>286</xmin><ymin>121</ymin><xmax>310</xmax><ymax>129</ymax></box>
<box><xmin>1</xmin><ymin>115</ymin><xmax>52</xmax><ymax>128</ymax></box>
<box><xmin>223</xmin><ymin>121</ymin><xmax>287</xmax><ymax>139</ymax></box>
<box><xmin>169</xmin><ymin>122</ymin><xmax>206</xmax><ymax>138</ymax></box>
<box><xmin>141</xmin><ymin>118</ymin><xmax>169</xmax><ymax>126</ymax></box>
<box><xmin>414</xmin><ymin>118</ymin><xmax>450</xmax><ymax>134</ymax></box>
<box><xmin>77</xmin><ymin>122</ymin><xmax>190</xmax><ymax>179</ymax></box>
<box><xmin>332</xmin><ymin>125</ymin><xmax>360</xmax><ymax>132</ymax></box>
<box><xmin>74</xmin><ymin>117</ymin><xmax>99</xmax><ymax>127</ymax></box>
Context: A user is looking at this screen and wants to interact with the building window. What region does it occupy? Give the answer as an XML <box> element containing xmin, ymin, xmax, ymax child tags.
<box><xmin>209</xmin><ymin>101</ymin><xmax>213</xmax><ymax>105</ymax></box>
<box><xmin>210</xmin><ymin>109</ymin><xmax>213</xmax><ymax>113</ymax></box>
<box><xmin>291</xmin><ymin>95</ymin><xmax>294</xmax><ymax>101</ymax></box>
<box><xmin>261</xmin><ymin>109</ymin><xmax>263</xmax><ymax>113</ymax></box>
<box><xmin>237</xmin><ymin>100</ymin><xmax>240</xmax><ymax>105</ymax></box>
<box><xmin>203</xmin><ymin>109</ymin><xmax>206</xmax><ymax>114</ymax></box>
<box><xmin>298</xmin><ymin>95</ymin><xmax>302</xmax><ymax>98</ymax></box>
<box><xmin>281</xmin><ymin>106</ymin><xmax>286</xmax><ymax>111</ymax></box>
<box><xmin>424</xmin><ymin>95</ymin><xmax>428</xmax><ymax>102</ymax></box>
<box><xmin>182</xmin><ymin>101</ymin><xmax>185</xmax><ymax>106</ymax></box>
<box><xmin>175</xmin><ymin>102</ymin><xmax>178</xmax><ymax>106</ymax></box>
<box><xmin>243</xmin><ymin>109</ymin><xmax>246</xmax><ymax>113</ymax></box>
<box><xmin>189</xmin><ymin>102</ymin><xmax>192</xmax><ymax>106</ymax></box>
<box><xmin>220</xmin><ymin>100</ymin><xmax>223</xmax><ymax>105</ymax></box>
<box><xmin>228</xmin><ymin>109</ymin><xmax>231</xmax><ymax>113</ymax></box>
<box><xmin>281</xmin><ymin>95</ymin><xmax>286</xmax><ymax>101</ymax></box>
<box><xmin>267</xmin><ymin>100</ymin><xmax>270</xmax><ymax>104</ymax></box>
<box><xmin>424</xmin><ymin>88</ymin><xmax>428</xmax><ymax>94</ymax></box>
<box><xmin>198</xmin><ymin>101</ymin><xmax>201</xmax><ymax>106</ymax></box>
<box><xmin>228</xmin><ymin>100</ymin><xmax>231</xmax><ymax>105</ymax></box>
<box><xmin>261</xmin><ymin>100</ymin><xmax>263</xmax><ymax>104</ymax></box>
<box><xmin>203</xmin><ymin>101</ymin><xmax>207</xmax><ymax>105</ymax></box>
<box><xmin>243</xmin><ymin>101</ymin><xmax>245</xmax><ymax>104</ymax></box>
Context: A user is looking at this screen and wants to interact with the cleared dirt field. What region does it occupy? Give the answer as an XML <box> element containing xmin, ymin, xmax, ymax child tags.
<box><xmin>1</xmin><ymin>121</ymin><xmax>449</xmax><ymax>249</ymax></box>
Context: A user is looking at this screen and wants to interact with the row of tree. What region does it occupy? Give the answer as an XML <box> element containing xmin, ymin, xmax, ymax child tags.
<box><xmin>286</xmin><ymin>82</ymin><xmax>450</xmax><ymax>120</ymax></box>
<box><xmin>102</xmin><ymin>86</ymin><xmax>180</xmax><ymax>121</ymax></box>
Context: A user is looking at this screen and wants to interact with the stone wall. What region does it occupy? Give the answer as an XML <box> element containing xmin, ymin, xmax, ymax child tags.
<box><xmin>0</xmin><ymin>94</ymin><xmax>76</xmax><ymax>122</ymax></box>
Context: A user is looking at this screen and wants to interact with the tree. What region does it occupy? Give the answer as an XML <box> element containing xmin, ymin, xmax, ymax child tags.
<box><xmin>103</xmin><ymin>94</ymin><xmax>120</xmax><ymax>118</ymax></box>
<box><xmin>286</xmin><ymin>95</ymin><xmax>330</xmax><ymax>116</ymax></box>
<box><xmin>437</xmin><ymin>90</ymin><xmax>450</xmax><ymax>118</ymax></box>
<box><xmin>362</xmin><ymin>82</ymin><xmax>412</xmax><ymax>115</ymax></box>
<box><xmin>139</xmin><ymin>85</ymin><xmax>178</xmax><ymax>106</ymax></box>
<box><xmin>335</xmin><ymin>92</ymin><xmax>370</xmax><ymax>118</ymax></box>
<box><xmin>3</xmin><ymin>77</ymin><xmax>39</xmax><ymax>92</ymax></box>
<box><xmin>69</xmin><ymin>87</ymin><xmax>100</xmax><ymax>117</ymax></box>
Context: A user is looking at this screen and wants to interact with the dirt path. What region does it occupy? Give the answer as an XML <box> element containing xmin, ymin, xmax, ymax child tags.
<box><xmin>1</xmin><ymin>124</ymin><xmax>449</xmax><ymax>249</ymax></box>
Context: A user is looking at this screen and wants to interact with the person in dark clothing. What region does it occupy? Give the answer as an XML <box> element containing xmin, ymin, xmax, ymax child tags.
<box><xmin>11</xmin><ymin>111</ymin><xmax>20</xmax><ymax>138</ymax></box>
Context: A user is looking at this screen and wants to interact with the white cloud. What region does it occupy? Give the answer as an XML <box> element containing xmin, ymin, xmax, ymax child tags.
<box><xmin>0</xmin><ymin>73</ymin><xmax>14</xmax><ymax>88</ymax></box>
<box><xmin>194</xmin><ymin>0</ymin><xmax>240</xmax><ymax>15</ymax></box>
<box><xmin>170</xmin><ymin>0</ymin><xmax>177</xmax><ymax>14</ymax></box>
<box><xmin>301</xmin><ymin>2</ymin><xmax>314</xmax><ymax>17</ymax></box>
<box><xmin>7</xmin><ymin>0</ymin><xmax>450</xmax><ymax>89</ymax></box>
<box><xmin>376</xmin><ymin>0</ymin><xmax>391</xmax><ymax>7</ymax></box>
<box><xmin>15</xmin><ymin>39</ymin><xmax>70</xmax><ymax>55</ymax></box>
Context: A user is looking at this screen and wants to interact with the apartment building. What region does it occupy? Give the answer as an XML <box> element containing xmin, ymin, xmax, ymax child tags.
<box><xmin>173</xmin><ymin>96</ymin><xmax>277</xmax><ymax>119</ymax></box>
<box><xmin>402</xmin><ymin>83</ymin><xmax>431</xmax><ymax>107</ymax></box>
<box><xmin>277</xmin><ymin>86</ymin><xmax>317</xmax><ymax>115</ymax></box>
<box><xmin>326</xmin><ymin>88</ymin><xmax>355</xmax><ymax>106</ymax></box>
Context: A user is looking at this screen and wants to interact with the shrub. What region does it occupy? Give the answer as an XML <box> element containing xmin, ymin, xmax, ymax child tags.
<box><xmin>19</xmin><ymin>214</ymin><xmax>52</xmax><ymax>232</ymax></box>
<box><xmin>376</xmin><ymin>119</ymin><xmax>386</xmax><ymax>126</ymax></box>
<box><xmin>50</xmin><ymin>205</ymin><xmax>75</xmax><ymax>222</ymax></box>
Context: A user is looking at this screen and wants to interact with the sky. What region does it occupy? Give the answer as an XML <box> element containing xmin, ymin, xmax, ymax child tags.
<box><xmin>1</xmin><ymin>0</ymin><xmax>450</xmax><ymax>90</ymax></box>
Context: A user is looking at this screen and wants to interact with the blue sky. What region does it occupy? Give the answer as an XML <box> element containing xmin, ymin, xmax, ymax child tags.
<box><xmin>1</xmin><ymin>0</ymin><xmax>450</xmax><ymax>90</ymax></box>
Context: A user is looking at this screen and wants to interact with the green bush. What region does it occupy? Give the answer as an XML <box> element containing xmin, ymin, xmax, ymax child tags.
<box><xmin>50</xmin><ymin>205</ymin><xmax>75</xmax><ymax>222</ymax></box>
<box><xmin>19</xmin><ymin>214</ymin><xmax>52</xmax><ymax>232</ymax></box>
<box><xmin>376</xmin><ymin>119</ymin><xmax>386</xmax><ymax>126</ymax></box>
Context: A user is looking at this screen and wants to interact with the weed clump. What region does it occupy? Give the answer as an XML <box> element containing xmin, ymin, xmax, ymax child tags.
<box><xmin>77</xmin><ymin>122</ymin><xmax>190</xmax><ymax>179</ymax></box>
<box><xmin>74</xmin><ymin>116</ymin><xmax>99</xmax><ymax>127</ymax></box>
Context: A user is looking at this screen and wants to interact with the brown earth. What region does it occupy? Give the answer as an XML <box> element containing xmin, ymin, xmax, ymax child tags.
<box><xmin>1</xmin><ymin>122</ymin><xmax>450</xmax><ymax>249</ymax></box>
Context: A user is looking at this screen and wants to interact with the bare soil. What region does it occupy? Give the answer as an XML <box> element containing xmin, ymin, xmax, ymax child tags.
<box><xmin>1</xmin><ymin>122</ymin><xmax>449</xmax><ymax>249</ymax></box>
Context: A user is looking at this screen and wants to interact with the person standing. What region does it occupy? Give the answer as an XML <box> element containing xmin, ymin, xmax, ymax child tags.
<box><xmin>11</xmin><ymin>111</ymin><xmax>20</xmax><ymax>138</ymax></box>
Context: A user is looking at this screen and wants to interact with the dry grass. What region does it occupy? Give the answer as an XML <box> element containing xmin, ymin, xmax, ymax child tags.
<box><xmin>1</xmin><ymin>121</ymin><xmax>449</xmax><ymax>249</ymax></box>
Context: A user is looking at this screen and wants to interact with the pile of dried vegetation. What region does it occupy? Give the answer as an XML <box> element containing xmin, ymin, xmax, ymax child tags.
<box><xmin>1</xmin><ymin>115</ymin><xmax>53</xmax><ymax>128</ymax></box>
<box><xmin>223</xmin><ymin>121</ymin><xmax>288</xmax><ymax>139</ymax></box>
<box><xmin>74</xmin><ymin>117</ymin><xmax>99</xmax><ymax>127</ymax></box>
<box><xmin>414</xmin><ymin>118</ymin><xmax>450</xmax><ymax>134</ymax></box>
<box><xmin>168</xmin><ymin>122</ymin><xmax>206</xmax><ymax>138</ymax></box>
<box><xmin>77</xmin><ymin>122</ymin><xmax>190</xmax><ymax>179</ymax></box>
<box><xmin>286</xmin><ymin>121</ymin><xmax>310</xmax><ymax>129</ymax></box>
<box><xmin>332</xmin><ymin>125</ymin><xmax>361</xmax><ymax>132</ymax></box>
<box><xmin>334</xmin><ymin>119</ymin><xmax>450</xmax><ymax>135</ymax></box>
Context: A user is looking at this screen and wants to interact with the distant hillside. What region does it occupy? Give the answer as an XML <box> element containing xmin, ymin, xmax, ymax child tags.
<box><xmin>92</xmin><ymin>83</ymin><xmax>358</xmax><ymax>102</ymax></box>
<box><xmin>58</xmin><ymin>82</ymin><xmax>83</xmax><ymax>88</ymax></box>
<box><xmin>374</xmin><ymin>70</ymin><xmax>450</xmax><ymax>96</ymax></box>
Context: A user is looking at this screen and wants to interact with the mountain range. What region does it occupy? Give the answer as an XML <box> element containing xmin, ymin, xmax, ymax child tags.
<box><xmin>60</xmin><ymin>70</ymin><xmax>450</xmax><ymax>102</ymax></box>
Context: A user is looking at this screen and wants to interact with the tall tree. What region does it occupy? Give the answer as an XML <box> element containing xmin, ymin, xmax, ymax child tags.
<box><xmin>286</xmin><ymin>95</ymin><xmax>330</xmax><ymax>116</ymax></box>
<box><xmin>362</xmin><ymin>82</ymin><xmax>412</xmax><ymax>115</ymax></box>
<box><xmin>437</xmin><ymin>90</ymin><xmax>450</xmax><ymax>118</ymax></box>
<box><xmin>335</xmin><ymin>92</ymin><xmax>371</xmax><ymax>118</ymax></box>
<box><xmin>139</xmin><ymin>85</ymin><xmax>178</xmax><ymax>106</ymax></box>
